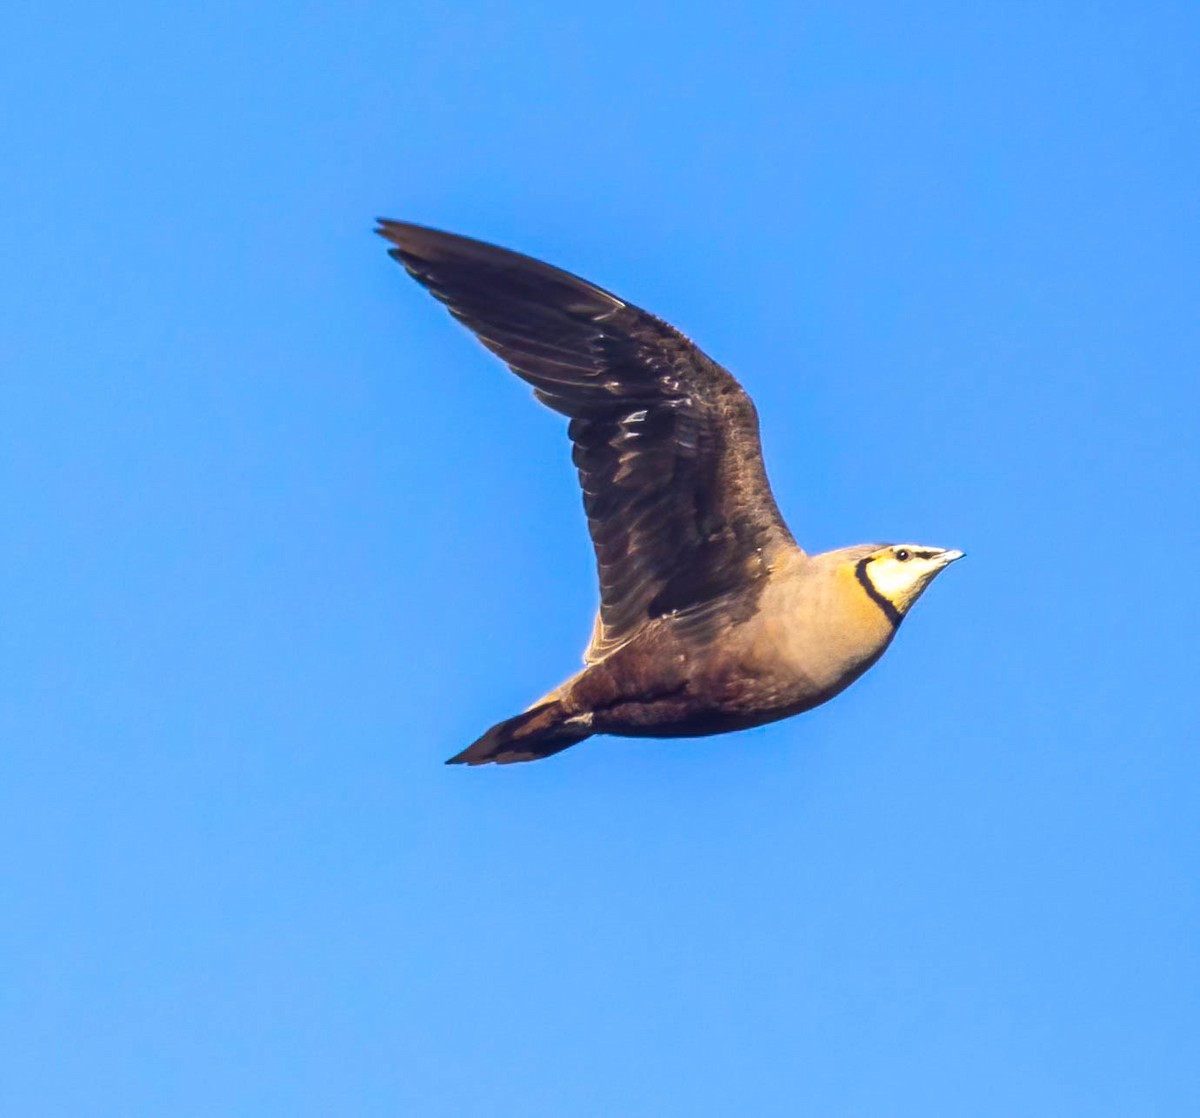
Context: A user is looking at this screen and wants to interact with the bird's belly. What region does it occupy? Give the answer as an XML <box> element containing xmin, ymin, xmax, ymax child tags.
<box><xmin>585</xmin><ymin>639</ymin><xmax>861</xmax><ymax>739</ymax></box>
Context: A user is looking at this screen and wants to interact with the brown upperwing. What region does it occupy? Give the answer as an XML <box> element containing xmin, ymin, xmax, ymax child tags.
<box><xmin>378</xmin><ymin>220</ymin><xmax>798</xmax><ymax>661</ymax></box>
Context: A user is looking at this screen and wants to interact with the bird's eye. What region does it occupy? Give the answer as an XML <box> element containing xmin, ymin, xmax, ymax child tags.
<box><xmin>895</xmin><ymin>549</ymin><xmax>911</xmax><ymax>562</ymax></box>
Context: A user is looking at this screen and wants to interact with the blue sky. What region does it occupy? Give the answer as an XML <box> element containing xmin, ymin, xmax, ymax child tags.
<box><xmin>3</xmin><ymin>3</ymin><xmax>1198</xmax><ymax>1114</ymax></box>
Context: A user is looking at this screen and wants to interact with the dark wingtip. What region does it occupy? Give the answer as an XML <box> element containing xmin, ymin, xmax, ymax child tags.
<box><xmin>375</xmin><ymin>220</ymin><xmax>445</xmax><ymax>270</ymax></box>
<box><xmin>375</xmin><ymin>217</ymin><xmax>424</xmax><ymax>247</ymax></box>
<box><xmin>375</xmin><ymin>218</ymin><xmax>404</xmax><ymax>244</ymax></box>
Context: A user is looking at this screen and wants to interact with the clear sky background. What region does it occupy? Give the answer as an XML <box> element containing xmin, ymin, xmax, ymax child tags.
<box><xmin>3</xmin><ymin>3</ymin><xmax>1198</xmax><ymax>1114</ymax></box>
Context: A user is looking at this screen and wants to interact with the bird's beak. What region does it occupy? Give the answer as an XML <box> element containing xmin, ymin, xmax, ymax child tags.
<box><xmin>936</xmin><ymin>548</ymin><xmax>965</xmax><ymax>566</ymax></box>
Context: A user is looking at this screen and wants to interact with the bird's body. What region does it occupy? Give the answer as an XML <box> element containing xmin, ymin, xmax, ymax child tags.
<box><xmin>377</xmin><ymin>220</ymin><xmax>962</xmax><ymax>765</ymax></box>
<box><xmin>543</xmin><ymin>546</ymin><xmax>896</xmax><ymax>738</ymax></box>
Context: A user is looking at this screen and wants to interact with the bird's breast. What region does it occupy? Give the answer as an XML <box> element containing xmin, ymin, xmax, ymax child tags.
<box><xmin>744</xmin><ymin>567</ymin><xmax>898</xmax><ymax>701</ymax></box>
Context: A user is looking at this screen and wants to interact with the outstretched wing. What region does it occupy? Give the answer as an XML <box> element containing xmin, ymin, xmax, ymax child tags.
<box><xmin>378</xmin><ymin>220</ymin><xmax>798</xmax><ymax>662</ymax></box>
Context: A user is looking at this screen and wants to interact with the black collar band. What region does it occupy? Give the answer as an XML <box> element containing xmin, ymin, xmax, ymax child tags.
<box><xmin>855</xmin><ymin>558</ymin><xmax>902</xmax><ymax>628</ymax></box>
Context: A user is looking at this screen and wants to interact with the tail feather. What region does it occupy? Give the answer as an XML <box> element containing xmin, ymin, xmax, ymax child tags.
<box><xmin>447</xmin><ymin>701</ymin><xmax>591</xmax><ymax>766</ymax></box>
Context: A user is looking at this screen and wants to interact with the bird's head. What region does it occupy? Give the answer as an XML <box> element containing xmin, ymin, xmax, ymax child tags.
<box><xmin>848</xmin><ymin>543</ymin><xmax>964</xmax><ymax>624</ymax></box>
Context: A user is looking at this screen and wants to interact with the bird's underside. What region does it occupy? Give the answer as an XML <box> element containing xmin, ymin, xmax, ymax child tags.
<box><xmin>448</xmin><ymin>602</ymin><xmax>830</xmax><ymax>767</ymax></box>
<box><xmin>377</xmin><ymin>219</ymin><xmax>958</xmax><ymax>765</ymax></box>
<box><xmin>439</xmin><ymin>559</ymin><xmax>893</xmax><ymax>766</ymax></box>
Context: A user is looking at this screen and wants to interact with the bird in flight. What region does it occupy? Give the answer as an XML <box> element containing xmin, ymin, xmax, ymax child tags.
<box><xmin>377</xmin><ymin>221</ymin><xmax>963</xmax><ymax>765</ymax></box>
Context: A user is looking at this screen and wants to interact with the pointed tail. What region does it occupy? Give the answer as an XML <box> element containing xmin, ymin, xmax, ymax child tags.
<box><xmin>447</xmin><ymin>701</ymin><xmax>591</xmax><ymax>766</ymax></box>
